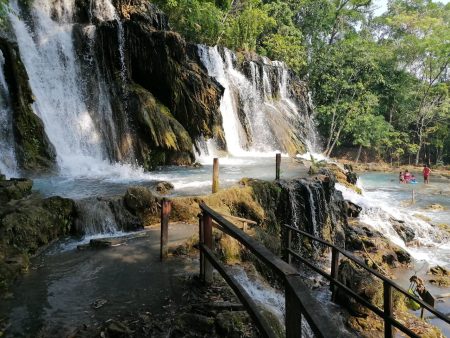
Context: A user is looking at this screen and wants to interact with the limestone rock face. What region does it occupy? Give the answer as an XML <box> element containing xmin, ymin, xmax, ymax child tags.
<box><xmin>0</xmin><ymin>38</ymin><xmax>56</xmax><ymax>173</ymax></box>
<box><xmin>88</xmin><ymin>0</ymin><xmax>224</xmax><ymax>168</ymax></box>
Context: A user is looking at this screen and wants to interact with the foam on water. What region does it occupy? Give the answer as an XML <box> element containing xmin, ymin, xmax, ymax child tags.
<box><xmin>336</xmin><ymin>181</ymin><xmax>450</xmax><ymax>267</ymax></box>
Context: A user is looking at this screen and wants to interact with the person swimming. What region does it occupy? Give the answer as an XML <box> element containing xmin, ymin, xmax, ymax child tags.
<box><xmin>399</xmin><ymin>171</ymin><xmax>405</xmax><ymax>183</ymax></box>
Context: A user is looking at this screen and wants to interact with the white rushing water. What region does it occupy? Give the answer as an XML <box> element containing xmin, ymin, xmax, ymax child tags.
<box><xmin>336</xmin><ymin>180</ymin><xmax>450</xmax><ymax>268</ymax></box>
<box><xmin>7</xmin><ymin>0</ymin><xmax>139</xmax><ymax>177</ymax></box>
<box><xmin>197</xmin><ymin>45</ymin><xmax>318</xmax><ymax>158</ymax></box>
<box><xmin>9</xmin><ymin>0</ymin><xmax>106</xmax><ymax>172</ymax></box>
<box><xmin>0</xmin><ymin>50</ymin><xmax>17</xmax><ymax>178</ymax></box>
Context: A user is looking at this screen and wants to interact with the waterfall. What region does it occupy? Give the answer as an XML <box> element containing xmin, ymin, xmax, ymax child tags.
<box><xmin>197</xmin><ymin>45</ymin><xmax>318</xmax><ymax>157</ymax></box>
<box><xmin>75</xmin><ymin>198</ymin><xmax>120</xmax><ymax>235</ymax></box>
<box><xmin>0</xmin><ymin>50</ymin><xmax>17</xmax><ymax>177</ymax></box>
<box><xmin>197</xmin><ymin>46</ymin><xmax>248</xmax><ymax>155</ymax></box>
<box><xmin>9</xmin><ymin>0</ymin><xmax>108</xmax><ymax>174</ymax></box>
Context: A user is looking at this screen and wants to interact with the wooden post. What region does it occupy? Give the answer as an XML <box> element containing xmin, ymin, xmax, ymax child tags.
<box><xmin>330</xmin><ymin>247</ymin><xmax>339</xmax><ymax>301</ymax></box>
<box><xmin>286</xmin><ymin>279</ymin><xmax>302</xmax><ymax>338</ymax></box>
<box><xmin>212</xmin><ymin>158</ymin><xmax>219</xmax><ymax>193</ymax></box>
<box><xmin>199</xmin><ymin>214</ymin><xmax>204</xmax><ymax>279</ymax></box>
<box><xmin>202</xmin><ymin>212</ymin><xmax>213</xmax><ymax>283</ymax></box>
<box><xmin>160</xmin><ymin>198</ymin><xmax>171</xmax><ymax>261</ymax></box>
<box><xmin>286</xmin><ymin>228</ymin><xmax>292</xmax><ymax>265</ymax></box>
<box><xmin>383</xmin><ymin>281</ymin><xmax>393</xmax><ymax>338</ymax></box>
<box><xmin>276</xmin><ymin>153</ymin><xmax>281</xmax><ymax>180</ymax></box>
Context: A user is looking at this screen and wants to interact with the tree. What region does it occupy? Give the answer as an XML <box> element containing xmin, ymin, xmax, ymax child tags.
<box><xmin>379</xmin><ymin>0</ymin><xmax>450</xmax><ymax>164</ymax></box>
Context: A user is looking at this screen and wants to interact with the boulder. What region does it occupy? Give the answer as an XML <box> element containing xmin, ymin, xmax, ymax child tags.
<box><xmin>346</xmin><ymin>171</ymin><xmax>358</xmax><ymax>185</ymax></box>
<box><xmin>336</xmin><ymin>259</ymin><xmax>383</xmax><ymax>316</ymax></box>
<box><xmin>344</xmin><ymin>200</ymin><xmax>362</xmax><ymax>218</ymax></box>
<box><xmin>429</xmin><ymin>266</ymin><xmax>448</xmax><ymax>276</ymax></box>
<box><xmin>391</xmin><ymin>219</ymin><xmax>415</xmax><ymax>243</ymax></box>
<box><xmin>0</xmin><ymin>178</ymin><xmax>32</xmax><ymax>204</ymax></box>
<box><xmin>155</xmin><ymin>181</ymin><xmax>174</xmax><ymax>195</ymax></box>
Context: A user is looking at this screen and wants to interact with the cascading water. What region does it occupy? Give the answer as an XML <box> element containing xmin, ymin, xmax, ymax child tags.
<box><xmin>7</xmin><ymin>0</ymin><xmax>139</xmax><ymax>177</ymax></box>
<box><xmin>337</xmin><ymin>180</ymin><xmax>450</xmax><ymax>267</ymax></box>
<box><xmin>0</xmin><ymin>50</ymin><xmax>17</xmax><ymax>177</ymax></box>
<box><xmin>9</xmin><ymin>0</ymin><xmax>108</xmax><ymax>174</ymax></box>
<box><xmin>197</xmin><ymin>45</ymin><xmax>318</xmax><ymax>157</ymax></box>
<box><xmin>75</xmin><ymin>198</ymin><xmax>120</xmax><ymax>235</ymax></box>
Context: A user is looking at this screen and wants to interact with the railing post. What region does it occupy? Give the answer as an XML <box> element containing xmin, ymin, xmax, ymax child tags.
<box><xmin>330</xmin><ymin>247</ymin><xmax>339</xmax><ymax>301</ymax></box>
<box><xmin>212</xmin><ymin>158</ymin><xmax>219</xmax><ymax>193</ymax></box>
<box><xmin>286</xmin><ymin>278</ymin><xmax>302</xmax><ymax>338</ymax></box>
<box><xmin>160</xmin><ymin>198</ymin><xmax>171</xmax><ymax>261</ymax></box>
<box><xmin>275</xmin><ymin>153</ymin><xmax>281</xmax><ymax>180</ymax></box>
<box><xmin>199</xmin><ymin>214</ymin><xmax>204</xmax><ymax>279</ymax></box>
<box><xmin>286</xmin><ymin>228</ymin><xmax>292</xmax><ymax>265</ymax></box>
<box><xmin>384</xmin><ymin>281</ymin><xmax>393</xmax><ymax>338</ymax></box>
<box><xmin>202</xmin><ymin>211</ymin><xmax>213</xmax><ymax>283</ymax></box>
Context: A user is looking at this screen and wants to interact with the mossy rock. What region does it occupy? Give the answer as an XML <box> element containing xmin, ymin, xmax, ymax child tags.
<box><xmin>0</xmin><ymin>178</ymin><xmax>32</xmax><ymax>204</ymax></box>
<box><xmin>0</xmin><ymin>38</ymin><xmax>56</xmax><ymax>172</ymax></box>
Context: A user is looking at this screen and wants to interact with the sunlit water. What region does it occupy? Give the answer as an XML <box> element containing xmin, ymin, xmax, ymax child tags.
<box><xmin>32</xmin><ymin>156</ymin><xmax>306</xmax><ymax>199</ymax></box>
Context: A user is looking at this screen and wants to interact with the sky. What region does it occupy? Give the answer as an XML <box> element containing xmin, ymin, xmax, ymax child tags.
<box><xmin>373</xmin><ymin>0</ymin><xmax>450</xmax><ymax>16</ymax></box>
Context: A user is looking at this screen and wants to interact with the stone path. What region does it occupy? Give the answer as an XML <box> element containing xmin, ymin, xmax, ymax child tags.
<box><xmin>0</xmin><ymin>223</ymin><xmax>198</xmax><ymax>337</ymax></box>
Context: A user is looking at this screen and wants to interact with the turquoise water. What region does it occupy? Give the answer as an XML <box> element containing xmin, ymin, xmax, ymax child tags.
<box><xmin>31</xmin><ymin>156</ymin><xmax>306</xmax><ymax>199</ymax></box>
<box><xmin>359</xmin><ymin>172</ymin><xmax>450</xmax><ymax>225</ymax></box>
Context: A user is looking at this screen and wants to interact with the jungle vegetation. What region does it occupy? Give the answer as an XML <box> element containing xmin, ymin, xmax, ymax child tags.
<box><xmin>153</xmin><ymin>0</ymin><xmax>450</xmax><ymax>165</ymax></box>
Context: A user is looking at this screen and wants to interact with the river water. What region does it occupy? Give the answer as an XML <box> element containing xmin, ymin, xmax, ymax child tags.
<box><xmin>31</xmin><ymin>156</ymin><xmax>307</xmax><ymax>199</ymax></box>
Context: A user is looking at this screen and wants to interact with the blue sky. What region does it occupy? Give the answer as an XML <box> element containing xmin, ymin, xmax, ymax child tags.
<box><xmin>373</xmin><ymin>0</ymin><xmax>450</xmax><ymax>16</ymax></box>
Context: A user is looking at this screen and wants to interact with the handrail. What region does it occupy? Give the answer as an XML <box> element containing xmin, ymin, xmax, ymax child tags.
<box><xmin>285</xmin><ymin>225</ymin><xmax>450</xmax><ymax>324</ymax></box>
<box><xmin>199</xmin><ymin>203</ymin><xmax>351</xmax><ymax>338</ymax></box>
<box><xmin>284</xmin><ymin>224</ymin><xmax>450</xmax><ymax>338</ymax></box>
<box><xmin>219</xmin><ymin>213</ymin><xmax>258</xmax><ymax>225</ymax></box>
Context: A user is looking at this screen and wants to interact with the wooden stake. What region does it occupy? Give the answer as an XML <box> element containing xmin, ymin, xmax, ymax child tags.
<box><xmin>212</xmin><ymin>158</ymin><xmax>219</xmax><ymax>193</ymax></box>
<box><xmin>276</xmin><ymin>153</ymin><xmax>281</xmax><ymax>180</ymax></box>
<box><xmin>160</xmin><ymin>198</ymin><xmax>171</xmax><ymax>261</ymax></box>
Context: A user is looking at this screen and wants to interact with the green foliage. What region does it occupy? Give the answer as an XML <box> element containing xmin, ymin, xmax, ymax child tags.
<box><xmin>150</xmin><ymin>0</ymin><xmax>450</xmax><ymax>163</ymax></box>
<box><xmin>153</xmin><ymin>0</ymin><xmax>224</xmax><ymax>45</ymax></box>
<box><xmin>224</xmin><ymin>0</ymin><xmax>275</xmax><ymax>51</ymax></box>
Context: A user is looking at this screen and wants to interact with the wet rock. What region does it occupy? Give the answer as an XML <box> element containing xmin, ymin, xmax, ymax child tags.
<box><xmin>91</xmin><ymin>0</ymin><xmax>224</xmax><ymax>168</ymax></box>
<box><xmin>346</xmin><ymin>171</ymin><xmax>358</xmax><ymax>185</ymax></box>
<box><xmin>89</xmin><ymin>239</ymin><xmax>113</xmax><ymax>248</ymax></box>
<box><xmin>394</xmin><ymin>248</ymin><xmax>411</xmax><ymax>265</ymax></box>
<box><xmin>0</xmin><ymin>178</ymin><xmax>32</xmax><ymax>204</ymax></box>
<box><xmin>155</xmin><ymin>181</ymin><xmax>174</xmax><ymax>195</ymax></box>
<box><xmin>0</xmin><ymin>37</ymin><xmax>56</xmax><ymax>172</ymax></box>
<box><xmin>215</xmin><ymin>311</ymin><xmax>249</xmax><ymax>337</ymax></box>
<box><xmin>429</xmin><ymin>266</ymin><xmax>448</xmax><ymax>276</ymax></box>
<box><xmin>124</xmin><ymin>186</ymin><xmax>158</xmax><ymax>214</ymax></box>
<box><xmin>176</xmin><ymin>313</ymin><xmax>215</xmax><ymax>335</ymax></box>
<box><xmin>0</xmin><ymin>193</ymin><xmax>75</xmax><ymax>295</ymax></box>
<box><xmin>106</xmin><ymin>320</ymin><xmax>133</xmax><ymax>337</ymax></box>
<box><xmin>429</xmin><ymin>276</ymin><xmax>450</xmax><ymax>287</ymax></box>
<box><xmin>426</xmin><ymin>203</ymin><xmax>445</xmax><ymax>211</ymax></box>
<box><xmin>344</xmin><ymin>200</ymin><xmax>362</xmax><ymax>218</ymax></box>
<box><xmin>92</xmin><ymin>298</ymin><xmax>108</xmax><ymax>309</ymax></box>
<box><xmin>336</xmin><ymin>259</ymin><xmax>383</xmax><ymax>316</ymax></box>
<box><xmin>391</xmin><ymin>218</ymin><xmax>415</xmax><ymax>243</ymax></box>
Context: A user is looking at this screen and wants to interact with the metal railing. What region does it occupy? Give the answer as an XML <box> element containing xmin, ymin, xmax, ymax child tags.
<box><xmin>284</xmin><ymin>224</ymin><xmax>450</xmax><ymax>338</ymax></box>
<box><xmin>198</xmin><ymin>203</ymin><xmax>351</xmax><ymax>338</ymax></box>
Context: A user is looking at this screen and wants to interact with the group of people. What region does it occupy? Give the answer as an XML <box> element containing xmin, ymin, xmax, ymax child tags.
<box><xmin>399</xmin><ymin>165</ymin><xmax>431</xmax><ymax>184</ymax></box>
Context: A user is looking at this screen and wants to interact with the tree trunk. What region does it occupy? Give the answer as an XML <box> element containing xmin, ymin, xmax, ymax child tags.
<box><xmin>355</xmin><ymin>145</ymin><xmax>362</xmax><ymax>163</ymax></box>
<box><xmin>415</xmin><ymin>139</ymin><xmax>422</xmax><ymax>166</ymax></box>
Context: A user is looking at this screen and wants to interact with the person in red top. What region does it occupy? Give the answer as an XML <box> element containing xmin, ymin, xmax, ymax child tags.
<box><xmin>404</xmin><ymin>170</ymin><xmax>411</xmax><ymax>183</ymax></box>
<box><xmin>423</xmin><ymin>165</ymin><xmax>431</xmax><ymax>184</ymax></box>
